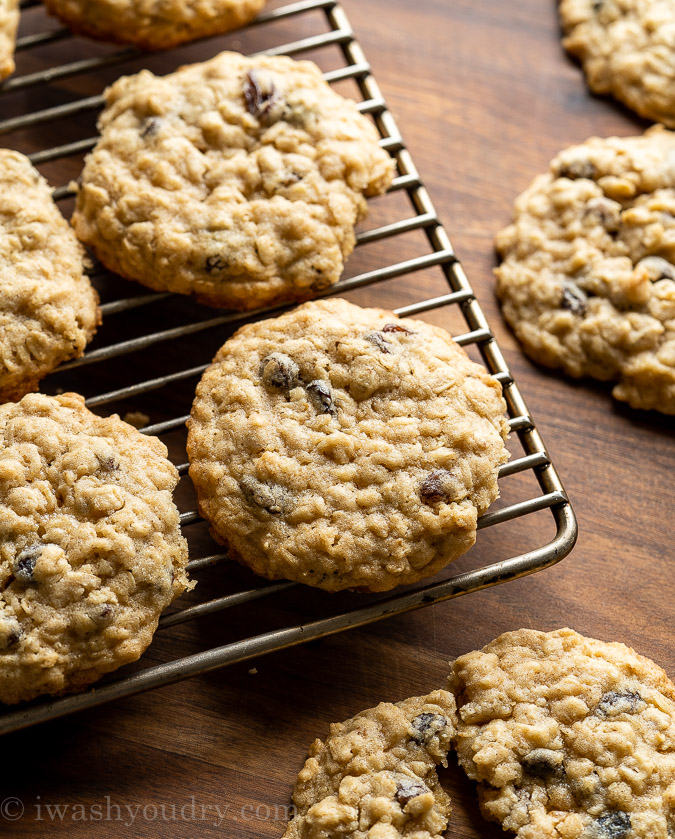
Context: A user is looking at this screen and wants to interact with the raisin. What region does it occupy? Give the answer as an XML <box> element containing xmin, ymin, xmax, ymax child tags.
<box><xmin>99</xmin><ymin>456</ymin><xmax>120</xmax><ymax>472</ymax></box>
<box><xmin>521</xmin><ymin>748</ymin><xmax>564</xmax><ymax>779</ymax></box>
<box><xmin>0</xmin><ymin>618</ymin><xmax>22</xmax><ymax>650</ymax></box>
<box><xmin>411</xmin><ymin>712</ymin><xmax>448</xmax><ymax>746</ymax></box>
<box><xmin>205</xmin><ymin>255</ymin><xmax>228</xmax><ymax>274</ymax></box>
<box><xmin>363</xmin><ymin>331</ymin><xmax>392</xmax><ymax>353</ymax></box>
<box><xmin>240</xmin><ymin>476</ymin><xmax>288</xmax><ymax>515</ymax></box>
<box><xmin>13</xmin><ymin>546</ymin><xmax>41</xmax><ymax>585</ymax></box>
<box><xmin>585</xmin><ymin>197</ymin><xmax>621</xmax><ymax>232</ymax></box>
<box><xmin>420</xmin><ymin>470</ymin><xmax>458</xmax><ymax>504</ymax></box>
<box><xmin>140</xmin><ymin>117</ymin><xmax>162</xmax><ymax>138</ymax></box>
<box><xmin>92</xmin><ymin>604</ymin><xmax>115</xmax><ymax>626</ymax></box>
<box><xmin>279</xmin><ymin>170</ymin><xmax>303</xmax><ymax>187</ymax></box>
<box><xmin>556</xmin><ymin>159</ymin><xmax>597</xmax><ymax>180</ymax></box>
<box><xmin>596</xmin><ymin>690</ymin><xmax>643</xmax><ymax>716</ymax></box>
<box><xmin>560</xmin><ymin>285</ymin><xmax>587</xmax><ymax>315</ymax></box>
<box><xmin>585</xmin><ymin>811</ymin><xmax>631</xmax><ymax>838</ymax></box>
<box><xmin>394</xmin><ymin>776</ymin><xmax>430</xmax><ymax>807</ymax></box>
<box><xmin>306</xmin><ymin>380</ymin><xmax>336</xmax><ymax>416</ymax></box>
<box><xmin>382</xmin><ymin>323</ymin><xmax>415</xmax><ymax>334</ymax></box>
<box><xmin>636</xmin><ymin>256</ymin><xmax>675</xmax><ymax>282</ymax></box>
<box><xmin>243</xmin><ymin>70</ymin><xmax>285</xmax><ymax>124</ymax></box>
<box><xmin>260</xmin><ymin>353</ymin><xmax>299</xmax><ymax>392</ymax></box>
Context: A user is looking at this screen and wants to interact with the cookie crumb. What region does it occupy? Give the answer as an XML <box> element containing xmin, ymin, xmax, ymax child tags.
<box><xmin>123</xmin><ymin>411</ymin><xmax>150</xmax><ymax>429</ymax></box>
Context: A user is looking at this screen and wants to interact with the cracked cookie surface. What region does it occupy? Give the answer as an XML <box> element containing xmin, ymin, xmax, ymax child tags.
<box><xmin>0</xmin><ymin>0</ymin><xmax>18</xmax><ymax>80</ymax></box>
<box><xmin>0</xmin><ymin>393</ymin><xmax>191</xmax><ymax>704</ymax></box>
<box><xmin>42</xmin><ymin>0</ymin><xmax>266</xmax><ymax>50</ymax></box>
<box><xmin>283</xmin><ymin>690</ymin><xmax>457</xmax><ymax>839</ymax></box>
<box><xmin>71</xmin><ymin>51</ymin><xmax>394</xmax><ymax>310</ymax></box>
<box><xmin>495</xmin><ymin>126</ymin><xmax>675</xmax><ymax>414</ymax></box>
<box><xmin>187</xmin><ymin>298</ymin><xmax>509</xmax><ymax>592</ymax></box>
<box><xmin>449</xmin><ymin>627</ymin><xmax>675</xmax><ymax>839</ymax></box>
<box><xmin>560</xmin><ymin>0</ymin><xmax>675</xmax><ymax>127</ymax></box>
<box><xmin>0</xmin><ymin>150</ymin><xmax>100</xmax><ymax>403</ymax></box>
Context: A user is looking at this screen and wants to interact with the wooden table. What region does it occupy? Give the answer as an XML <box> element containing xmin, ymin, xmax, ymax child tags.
<box><xmin>2</xmin><ymin>1</ymin><xmax>673</xmax><ymax>837</ymax></box>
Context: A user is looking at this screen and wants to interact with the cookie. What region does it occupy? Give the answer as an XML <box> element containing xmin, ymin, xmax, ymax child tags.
<box><xmin>42</xmin><ymin>0</ymin><xmax>266</xmax><ymax>50</ymax></box>
<box><xmin>187</xmin><ymin>298</ymin><xmax>509</xmax><ymax>592</ymax></box>
<box><xmin>449</xmin><ymin>628</ymin><xmax>675</xmax><ymax>839</ymax></box>
<box><xmin>560</xmin><ymin>0</ymin><xmax>675</xmax><ymax>128</ymax></box>
<box><xmin>0</xmin><ymin>392</ymin><xmax>191</xmax><ymax>704</ymax></box>
<box><xmin>495</xmin><ymin>126</ymin><xmax>675</xmax><ymax>414</ymax></box>
<box><xmin>0</xmin><ymin>150</ymin><xmax>100</xmax><ymax>404</ymax></box>
<box><xmin>0</xmin><ymin>0</ymin><xmax>18</xmax><ymax>81</ymax></box>
<box><xmin>283</xmin><ymin>690</ymin><xmax>457</xmax><ymax>839</ymax></box>
<box><xmin>71</xmin><ymin>51</ymin><xmax>395</xmax><ymax>310</ymax></box>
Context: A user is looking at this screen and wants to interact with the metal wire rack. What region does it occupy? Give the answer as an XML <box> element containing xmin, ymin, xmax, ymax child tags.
<box><xmin>0</xmin><ymin>0</ymin><xmax>576</xmax><ymax>734</ymax></box>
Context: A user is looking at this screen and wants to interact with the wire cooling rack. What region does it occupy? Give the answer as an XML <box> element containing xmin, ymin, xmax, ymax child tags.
<box><xmin>0</xmin><ymin>0</ymin><xmax>576</xmax><ymax>734</ymax></box>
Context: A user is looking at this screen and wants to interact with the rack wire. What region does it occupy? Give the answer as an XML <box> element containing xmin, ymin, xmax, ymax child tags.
<box><xmin>0</xmin><ymin>0</ymin><xmax>576</xmax><ymax>734</ymax></box>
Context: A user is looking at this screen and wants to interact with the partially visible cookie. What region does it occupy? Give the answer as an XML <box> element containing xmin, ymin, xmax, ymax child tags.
<box><xmin>0</xmin><ymin>0</ymin><xmax>18</xmax><ymax>81</ymax></box>
<box><xmin>495</xmin><ymin>126</ymin><xmax>675</xmax><ymax>414</ymax></box>
<box><xmin>187</xmin><ymin>298</ymin><xmax>509</xmax><ymax>592</ymax></box>
<box><xmin>0</xmin><ymin>150</ymin><xmax>100</xmax><ymax>403</ymax></box>
<box><xmin>71</xmin><ymin>51</ymin><xmax>395</xmax><ymax>310</ymax></box>
<box><xmin>449</xmin><ymin>628</ymin><xmax>675</xmax><ymax>839</ymax></box>
<box><xmin>0</xmin><ymin>392</ymin><xmax>191</xmax><ymax>704</ymax></box>
<box><xmin>283</xmin><ymin>690</ymin><xmax>457</xmax><ymax>839</ymax></box>
<box><xmin>560</xmin><ymin>0</ymin><xmax>675</xmax><ymax>128</ymax></box>
<box><xmin>42</xmin><ymin>0</ymin><xmax>266</xmax><ymax>50</ymax></box>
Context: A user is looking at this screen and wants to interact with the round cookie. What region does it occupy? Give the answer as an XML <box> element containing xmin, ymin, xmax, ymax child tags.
<box><xmin>0</xmin><ymin>392</ymin><xmax>191</xmax><ymax>704</ymax></box>
<box><xmin>42</xmin><ymin>0</ymin><xmax>266</xmax><ymax>51</ymax></box>
<box><xmin>187</xmin><ymin>298</ymin><xmax>509</xmax><ymax>593</ymax></box>
<box><xmin>0</xmin><ymin>0</ymin><xmax>19</xmax><ymax>81</ymax></box>
<box><xmin>495</xmin><ymin>126</ymin><xmax>675</xmax><ymax>414</ymax></box>
<box><xmin>449</xmin><ymin>628</ymin><xmax>675</xmax><ymax>839</ymax></box>
<box><xmin>71</xmin><ymin>51</ymin><xmax>395</xmax><ymax>310</ymax></box>
<box><xmin>0</xmin><ymin>150</ymin><xmax>100</xmax><ymax>404</ymax></box>
<box><xmin>560</xmin><ymin>0</ymin><xmax>675</xmax><ymax>128</ymax></box>
<box><xmin>283</xmin><ymin>690</ymin><xmax>457</xmax><ymax>839</ymax></box>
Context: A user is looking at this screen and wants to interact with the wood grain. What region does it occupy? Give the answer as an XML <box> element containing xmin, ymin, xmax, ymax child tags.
<box><xmin>0</xmin><ymin>1</ymin><xmax>673</xmax><ymax>837</ymax></box>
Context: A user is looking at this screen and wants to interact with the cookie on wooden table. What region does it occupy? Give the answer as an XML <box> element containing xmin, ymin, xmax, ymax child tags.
<box><xmin>0</xmin><ymin>150</ymin><xmax>100</xmax><ymax>403</ymax></box>
<box><xmin>0</xmin><ymin>393</ymin><xmax>191</xmax><ymax>704</ymax></box>
<box><xmin>283</xmin><ymin>690</ymin><xmax>457</xmax><ymax>839</ymax></box>
<box><xmin>449</xmin><ymin>627</ymin><xmax>675</xmax><ymax>839</ymax></box>
<box><xmin>495</xmin><ymin>126</ymin><xmax>675</xmax><ymax>414</ymax></box>
<box><xmin>560</xmin><ymin>0</ymin><xmax>675</xmax><ymax>128</ymax></box>
<box><xmin>187</xmin><ymin>298</ymin><xmax>509</xmax><ymax>592</ymax></box>
<box><xmin>0</xmin><ymin>0</ymin><xmax>18</xmax><ymax>81</ymax></box>
<box><xmin>71</xmin><ymin>51</ymin><xmax>395</xmax><ymax>310</ymax></box>
<box><xmin>42</xmin><ymin>0</ymin><xmax>266</xmax><ymax>50</ymax></box>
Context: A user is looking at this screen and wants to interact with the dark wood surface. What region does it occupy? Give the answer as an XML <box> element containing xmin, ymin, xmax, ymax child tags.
<box><xmin>1</xmin><ymin>1</ymin><xmax>673</xmax><ymax>837</ymax></box>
